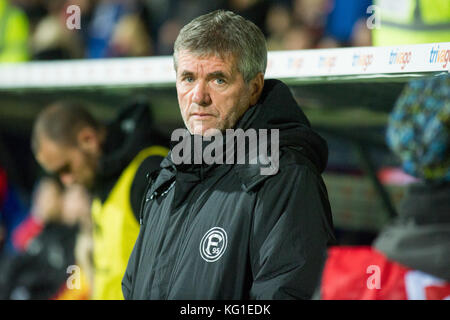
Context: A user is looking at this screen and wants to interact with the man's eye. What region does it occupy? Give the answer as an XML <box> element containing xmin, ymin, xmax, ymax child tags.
<box><xmin>184</xmin><ymin>76</ymin><xmax>194</xmax><ymax>83</ymax></box>
<box><xmin>215</xmin><ymin>78</ymin><xmax>225</xmax><ymax>85</ymax></box>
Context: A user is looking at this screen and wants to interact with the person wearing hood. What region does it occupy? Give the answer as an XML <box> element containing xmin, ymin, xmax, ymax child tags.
<box><xmin>31</xmin><ymin>101</ymin><xmax>169</xmax><ymax>299</ymax></box>
<box><xmin>122</xmin><ymin>10</ymin><xmax>335</xmax><ymax>300</ymax></box>
<box><xmin>319</xmin><ymin>74</ymin><xmax>450</xmax><ymax>300</ymax></box>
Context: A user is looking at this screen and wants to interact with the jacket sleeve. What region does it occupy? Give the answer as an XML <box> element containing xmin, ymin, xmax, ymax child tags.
<box><xmin>130</xmin><ymin>155</ymin><xmax>165</xmax><ymax>221</ymax></box>
<box><xmin>122</xmin><ymin>227</ymin><xmax>141</xmax><ymax>299</ymax></box>
<box><xmin>122</xmin><ymin>245</ymin><xmax>133</xmax><ymax>299</ymax></box>
<box><xmin>249</xmin><ymin>164</ymin><xmax>334</xmax><ymax>299</ymax></box>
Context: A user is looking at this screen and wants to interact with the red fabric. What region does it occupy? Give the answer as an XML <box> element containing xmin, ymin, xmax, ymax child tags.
<box><xmin>0</xmin><ymin>168</ymin><xmax>7</xmax><ymax>206</ymax></box>
<box><xmin>425</xmin><ymin>285</ymin><xmax>450</xmax><ymax>300</ymax></box>
<box><xmin>322</xmin><ymin>246</ymin><xmax>409</xmax><ymax>300</ymax></box>
<box><xmin>12</xmin><ymin>215</ymin><xmax>44</xmax><ymax>252</ymax></box>
<box><xmin>321</xmin><ymin>246</ymin><xmax>450</xmax><ymax>300</ymax></box>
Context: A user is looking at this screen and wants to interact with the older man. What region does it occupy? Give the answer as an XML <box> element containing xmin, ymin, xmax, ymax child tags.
<box><xmin>123</xmin><ymin>10</ymin><xmax>335</xmax><ymax>300</ymax></box>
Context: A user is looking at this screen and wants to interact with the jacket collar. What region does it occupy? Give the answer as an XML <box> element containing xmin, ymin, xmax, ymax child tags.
<box><xmin>96</xmin><ymin>102</ymin><xmax>154</xmax><ymax>181</ymax></box>
<box><xmin>155</xmin><ymin>79</ymin><xmax>328</xmax><ymax>192</ymax></box>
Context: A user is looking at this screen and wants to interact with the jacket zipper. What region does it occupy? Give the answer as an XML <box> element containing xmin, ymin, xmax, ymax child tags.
<box><xmin>163</xmin><ymin>188</ymin><xmax>200</xmax><ymax>298</ymax></box>
<box><xmin>164</xmin><ymin>176</ymin><xmax>214</xmax><ymax>298</ymax></box>
<box><xmin>165</xmin><ymin>180</ymin><xmax>222</xmax><ymax>296</ymax></box>
<box><xmin>139</xmin><ymin>173</ymin><xmax>154</xmax><ymax>225</ymax></box>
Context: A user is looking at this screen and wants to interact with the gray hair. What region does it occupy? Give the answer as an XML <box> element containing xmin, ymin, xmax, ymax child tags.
<box><xmin>173</xmin><ymin>10</ymin><xmax>267</xmax><ymax>83</ymax></box>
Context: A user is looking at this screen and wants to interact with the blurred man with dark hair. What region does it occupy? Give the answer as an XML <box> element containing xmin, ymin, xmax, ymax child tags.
<box><xmin>32</xmin><ymin>101</ymin><xmax>169</xmax><ymax>299</ymax></box>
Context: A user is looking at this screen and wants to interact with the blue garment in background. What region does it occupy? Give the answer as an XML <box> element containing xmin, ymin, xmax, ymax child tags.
<box><xmin>86</xmin><ymin>2</ymin><xmax>127</xmax><ymax>59</ymax></box>
<box><xmin>0</xmin><ymin>185</ymin><xmax>29</xmax><ymax>255</ymax></box>
<box><xmin>325</xmin><ymin>0</ymin><xmax>372</xmax><ymax>43</ymax></box>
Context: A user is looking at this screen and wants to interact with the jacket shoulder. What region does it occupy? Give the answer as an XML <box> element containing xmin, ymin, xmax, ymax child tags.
<box><xmin>235</xmin><ymin>146</ymin><xmax>322</xmax><ymax>192</ymax></box>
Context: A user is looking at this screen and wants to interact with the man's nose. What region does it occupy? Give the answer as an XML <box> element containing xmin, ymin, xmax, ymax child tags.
<box><xmin>192</xmin><ymin>80</ymin><xmax>211</xmax><ymax>106</ymax></box>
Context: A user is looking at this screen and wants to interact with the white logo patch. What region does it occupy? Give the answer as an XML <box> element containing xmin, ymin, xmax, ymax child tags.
<box><xmin>200</xmin><ymin>227</ymin><xmax>228</xmax><ymax>262</ymax></box>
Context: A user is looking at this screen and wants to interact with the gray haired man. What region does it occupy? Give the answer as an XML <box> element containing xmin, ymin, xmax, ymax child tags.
<box><xmin>123</xmin><ymin>10</ymin><xmax>334</xmax><ymax>300</ymax></box>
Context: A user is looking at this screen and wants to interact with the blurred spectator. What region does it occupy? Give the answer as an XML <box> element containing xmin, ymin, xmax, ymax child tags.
<box><xmin>31</xmin><ymin>100</ymin><xmax>169</xmax><ymax>299</ymax></box>
<box><xmin>323</xmin><ymin>0</ymin><xmax>371</xmax><ymax>47</ymax></box>
<box><xmin>282</xmin><ymin>24</ymin><xmax>315</xmax><ymax>50</ymax></box>
<box><xmin>54</xmin><ymin>184</ymin><xmax>93</xmax><ymax>299</ymax></box>
<box><xmin>0</xmin><ymin>0</ymin><xmax>29</xmax><ymax>62</ymax></box>
<box><xmin>292</xmin><ymin>0</ymin><xmax>330</xmax><ymax>46</ymax></box>
<box><xmin>10</xmin><ymin>176</ymin><xmax>61</xmax><ymax>252</ymax></box>
<box><xmin>0</xmin><ymin>166</ymin><xmax>29</xmax><ymax>257</ymax></box>
<box><xmin>108</xmin><ymin>13</ymin><xmax>153</xmax><ymax>57</ymax></box>
<box><xmin>154</xmin><ymin>0</ymin><xmax>224</xmax><ymax>55</ymax></box>
<box><xmin>31</xmin><ymin>0</ymin><xmax>84</xmax><ymax>59</ymax></box>
<box><xmin>0</xmin><ymin>167</ymin><xmax>7</xmax><ymax>251</ymax></box>
<box><xmin>317</xmin><ymin>74</ymin><xmax>450</xmax><ymax>300</ymax></box>
<box><xmin>7</xmin><ymin>0</ymin><xmax>387</xmax><ymax>61</ymax></box>
<box><xmin>140</xmin><ymin>0</ymin><xmax>172</xmax><ymax>47</ymax></box>
<box><xmin>373</xmin><ymin>0</ymin><xmax>450</xmax><ymax>46</ymax></box>
<box><xmin>226</xmin><ymin>0</ymin><xmax>270</xmax><ymax>35</ymax></box>
<box><xmin>11</xmin><ymin>0</ymin><xmax>46</xmax><ymax>30</ymax></box>
<box><xmin>86</xmin><ymin>0</ymin><xmax>134</xmax><ymax>58</ymax></box>
<box><xmin>293</xmin><ymin>0</ymin><xmax>330</xmax><ymax>28</ymax></box>
<box><xmin>350</xmin><ymin>18</ymin><xmax>372</xmax><ymax>47</ymax></box>
<box><xmin>0</xmin><ymin>177</ymin><xmax>79</xmax><ymax>300</ymax></box>
<box><xmin>265</xmin><ymin>3</ymin><xmax>291</xmax><ymax>50</ymax></box>
<box><xmin>155</xmin><ymin>18</ymin><xmax>182</xmax><ymax>55</ymax></box>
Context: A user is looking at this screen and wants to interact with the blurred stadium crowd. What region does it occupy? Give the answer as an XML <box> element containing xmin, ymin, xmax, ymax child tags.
<box><xmin>1</xmin><ymin>0</ymin><xmax>372</xmax><ymax>62</ymax></box>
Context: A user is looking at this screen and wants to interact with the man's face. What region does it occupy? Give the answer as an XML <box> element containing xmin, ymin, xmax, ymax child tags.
<box><xmin>176</xmin><ymin>51</ymin><xmax>253</xmax><ymax>136</ymax></box>
<box><xmin>36</xmin><ymin>136</ymin><xmax>99</xmax><ymax>188</ymax></box>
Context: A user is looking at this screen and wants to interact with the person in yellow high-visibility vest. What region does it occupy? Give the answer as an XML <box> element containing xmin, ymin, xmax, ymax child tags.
<box><xmin>0</xmin><ymin>0</ymin><xmax>29</xmax><ymax>62</ymax></box>
<box><xmin>31</xmin><ymin>101</ymin><xmax>169</xmax><ymax>300</ymax></box>
<box><xmin>373</xmin><ymin>0</ymin><xmax>450</xmax><ymax>46</ymax></box>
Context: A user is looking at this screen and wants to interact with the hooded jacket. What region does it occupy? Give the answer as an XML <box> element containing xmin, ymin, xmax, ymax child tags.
<box><xmin>122</xmin><ymin>79</ymin><xmax>335</xmax><ymax>299</ymax></box>
<box><xmin>374</xmin><ymin>181</ymin><xmax>450</xmax><ymax>281</ymax></box>
<box><xmin>318</xmin><ymin>181</ymin><xmax>450</xmax><ymax>300</ymax></box>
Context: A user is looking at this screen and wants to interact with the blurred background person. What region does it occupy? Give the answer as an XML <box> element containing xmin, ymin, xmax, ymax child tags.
<box><xmin>226</xmin><ymin>0</ymin><xmax>270</xmax><ymax>35</ymax></box>
<box><xmin>282</xmin><ymin>24</ymin><xmax>315</xmax><ymax>50</ymax></box>
<box><xmin>9</xmin><ymin>173</ymin><xmax>60</xmax><ymax>254</ymax></box>
<box><xmin>372</xmin><ymin>0</ymin><xmax>450</xmax><ymax>46</ymax></box>
<box><xmin>107</xmin><ymin>12</ymin><xmax>153</xmax><ymax>57</ymax></box>
<box><xmin>0</xmin><ymin>0</ymin><xmax>29</xmax><ymax>62</ymax></box>
<box><xmin>54</xmin><ymin>184</ymin><xmax>93</xmax><ymax>300</ymax></box>
<box><xmin>31</xmin><ymin>100</ymin><xmax>169</xmax><ymax>299</ymax></box>
<box><xmin>263</xmin><ymin>0</ymin><xmax>373</xmax><ymax>51</ymax></box>
<box><xmin>31</xmin><ymin>0</ymin><xmax>84</xmax><ymax>60</ymax></box>
<box><xmin>320</xmin><ymin>0</ymin><xmax>372</xmax><ymax>48</ymax></box>
<box><xmin>0</xmin><ymin>166</ymin><xmax>29</xmax><ymax>258</ymax></box>
<box><xmin>6</xmin><ymin>0</ymin><xmax>418</xmax><ymax>62</ymax></box>
<box><xmin>350</xmin><ymin>18</ymin><xmax>372</xmax><ymax>47</ymax></box>
<box><xmin>318</xmin><ymin>73</ymin><xmax>450</xmax><ymax>300</ymax></box>
<box><xmin>0</xmin><ymin>178</ymin><xmax>93</xmax><ymax>299</ymax></box>
<box><xmin>0</xmin><ymin>177</ymin><xmax>78</xmax><ymax>300</ymax></box>
<box><xmin>291</xmin><ymin>0</ymin><xmax>330</xmax><ymax>48</ymax></box>
<box><xmin>85</xmin><ymin>0</ymin><xmax>136</xmax><ymax>58</ymax></box>
<box><xmin>265</xmin><ymin>2</ymin><xmax>291</xmax><ymax>50</ymax></box>
<box><xmin>152</xmin><ymin>0</ymin><xmax>224</xmax><ymax>55</ymax></box>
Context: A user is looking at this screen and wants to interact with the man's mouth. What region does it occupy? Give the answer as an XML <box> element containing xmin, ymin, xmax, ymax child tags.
<box><xmin>191</xmin><ymin>113</ymin><xmax>214</xmax><ymax>119</ymax></box>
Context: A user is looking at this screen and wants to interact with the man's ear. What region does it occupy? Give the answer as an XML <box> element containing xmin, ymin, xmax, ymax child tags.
<box><xmin>77</xmin><ymin>127</ymin><xmax>100</xmax><ymax>153</ymax></box>
<box><xmin>249</xmin><ymin>72</ymin><xmax>264</xmax><ymax>106</ymax></box>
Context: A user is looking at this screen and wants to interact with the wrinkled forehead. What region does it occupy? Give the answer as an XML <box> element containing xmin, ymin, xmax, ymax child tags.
<box><xmin>175</xmin><ymin>50</ymin><xmax>240</xmax><ymax>74</ymax></box>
